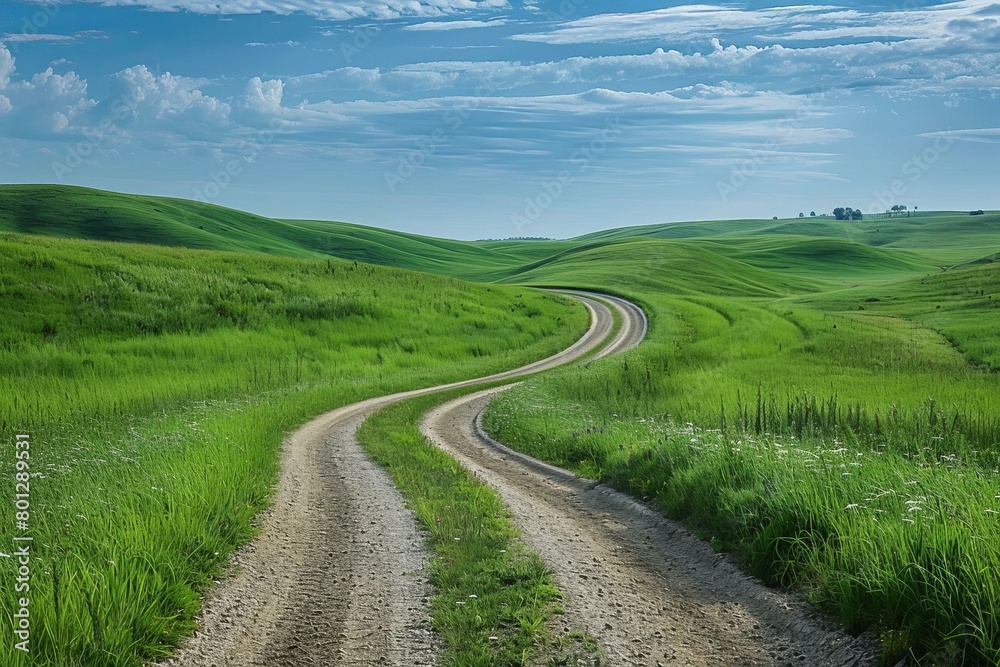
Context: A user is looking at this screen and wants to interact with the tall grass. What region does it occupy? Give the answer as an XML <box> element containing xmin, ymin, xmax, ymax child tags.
<box><xmin>0</xmin><ymin>233</ymin><xmax>589</xmax><ymax>666</ymax></box>
<box><xmin>485</xmin><ymin>278</ymin><xmax>1000</xmax><ymax>664</ymax></box>
<box><xmin>357</xmin><ymin>389</ymin><xmax>574</xmax><ymax>666</ymax></box>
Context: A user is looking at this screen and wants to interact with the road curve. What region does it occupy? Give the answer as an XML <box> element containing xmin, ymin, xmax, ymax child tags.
<box><xmin>162</xmin><ymin>292</ymin><xmax>636</xmax><ymax>666</ymax></box>
<box><xmin>420</xmin><ymin>332</ymin><xmax>880</xmax><ymax>665</ymax></box>
<box><xmin>554</xmin><ymin>290</ymin><xmax>647</xmax><ymax>361</ymax></box>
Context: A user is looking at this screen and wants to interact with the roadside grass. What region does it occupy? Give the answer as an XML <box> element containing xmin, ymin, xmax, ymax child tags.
<box><xmin>485</xmin><ymin>392</ymin><xmax>1000</xmax><ymax>665</ymax></box>
<box><xmin>356</xmin><ymin>388</ymin><xmax>596</xmax><ymax>667</ymax></box>
<box><xmin>484</xmin><ymin>264</ymin><xmax>1000</xmax><ymax>664</ymax></box>
<box><xmin>0</xmin><ymin>233</ymin><xmax>588</xmax><ymax>666</ymax></box>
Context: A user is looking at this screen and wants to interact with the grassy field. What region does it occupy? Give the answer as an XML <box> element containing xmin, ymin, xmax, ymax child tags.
<box><xmin>481</xmin><ymin>230</ymin><xmax>1000</xmax><ymax>664</ymax></box>
<box><xmin>0</xmin><ymin>231</ymin><xmax>588</xmax><ymax>666</ymax></box>
<box><xmin>6</xmin><ymin>184</ymin><xmax>1000</xmax><ymax>665</ymax></box>
<box><xmin>0</xmin><ymin>185</ymin><xmax>524</xmax><ymax>281</ymax></box>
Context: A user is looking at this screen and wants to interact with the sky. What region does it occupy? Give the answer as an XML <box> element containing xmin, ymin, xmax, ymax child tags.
<box><xmin>0</xmin><ymin>0</ymin><xmax>997</xmax><ymax>240</ymax></box>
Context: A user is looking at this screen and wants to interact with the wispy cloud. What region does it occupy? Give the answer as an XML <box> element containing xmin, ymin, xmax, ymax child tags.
<box><xmin>245</xmin><ymin>41</ymin><xmax>301</xmax><ymax>47</ymax></box>
<box><xmin>920</xmin><ymin>128</ymin><xmax>1000</xmax><ymax>143</ymax></box>
<box><xmin>1</xmin><ymin>0</ymin><xmax>996</xmax><ymax>233</ymax></box>
<box><xmin>1</xmin><ymin>30</ymin><xmax>108</xmax><ymax>44</ymax></box>
<box><xmin>405</xmin><ymin>18</ymin><xmax>509</xmax><ymax>30</ymax></box>
<box><xmin>61</xmin><ymin>0</ymin><xmax>511</xmax><ymax>20</ymax></box>
<box><xmin>510</xmin><ymin>0</ymin><xmax>998</xmax><ymax>44</ymax></box>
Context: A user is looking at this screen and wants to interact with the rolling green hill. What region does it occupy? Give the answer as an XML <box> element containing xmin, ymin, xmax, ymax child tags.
<box><xmin>574</xmin><ymin>212</ymin><xmax>1000</xmax><ymax>267</ymax></box>
<box><xmin>497</xmin><ymin>239</ymin><xmax>823</xmax><ymax>296</ymax></box>
<box><xmin>7</xmin><ymin>182</ymin><xmax>1000</xmax><ymax>665</ymax></box>
<box><xmin>4</xmin><ymin>185</ymin><xmax>997</xmax><ymax>287</ymax></box>
<box><xmin>0</xmin><ymin>185</ymin><xmax>523</xmax><ymax>281</ymax></box>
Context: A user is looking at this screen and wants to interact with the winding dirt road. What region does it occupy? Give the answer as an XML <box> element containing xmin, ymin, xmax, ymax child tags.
<box><xmin>421</xmin><ymin>399</ymin><xmax>878</xmax><ymax>666</ymax></box>
<box><xmin>162</xmin><ymin>293</ymin><xmax>625</xmax><ymax>666</ymax></box>
<box><xmin>165</xmin><ymin>290</ymin><xmax>876</xmax><ymax>666</ymax></box>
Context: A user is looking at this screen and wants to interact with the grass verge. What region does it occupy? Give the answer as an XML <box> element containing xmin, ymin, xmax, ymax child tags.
<box><xmin>356</xmin><ymin>387</ymin><xmax>598</xmax><ymax>667</ymax></box>
<box><xmin>481</xmin><ymin>265</ymin><xmax>1000</xmax><ymax>666</ymax></box>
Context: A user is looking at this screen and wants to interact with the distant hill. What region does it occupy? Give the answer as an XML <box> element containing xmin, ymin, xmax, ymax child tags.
<box><xmin>2</xmin><ymin>184</ymin><xmax>997</xmax><ymax>290</ymax></box>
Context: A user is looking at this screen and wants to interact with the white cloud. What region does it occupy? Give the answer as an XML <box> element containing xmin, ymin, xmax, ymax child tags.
<box><xmin>282</xmin><ymin>34</ymin><xmax>1000</xmax><ymax>100</ymax></box>
<box><xmin>233</xmin><ymin>76</ymin><xmax>352</xmax><ymax>130</ymax></box>
<box><xmin>3</xmin><ymin>66</ymin><xmax>94</xmax><ymax>135</ymax></box>
<box><xmin>1</xmin><ymin>33</ymin><xmax>76</xmax><ymax>43</ymax></box>
<box><xmin>64</xmin><ymin>0</ymin><xmax>510</xmax><ymax>19</ymax></box>
<box><xmin>107</xmin><ymin>65</ymin><xmax>231</xmax><ymax>136</ymax></box>
<box><xmin>245</xmin><ymin>40</ymin><xmax>301</xmax><ymax>47</ymax></box>
<box><xmin>286</xmin><ymin>65</ymin><xmax>459</xmax><ymax>96</ymax></box>
<box><xmin>0</xmin><ymin>45</ymin><xmax>14</xmax><ymax>89</ymax></box>
<box><xmin>0</xmin><ymin>30</ymin><xmax>108</xmax><ymax>44</ymax></box>
<box><xmin>511</xmin><ymin>0</ymin><xmax>999</xmax><ymax>44</ymax></box>
<box><xmin>237</xmin><ymin>77</ymin><xmax>285</xmax><ymax>116</ymax></box>
<box><xmin>278</xmin><ymin>85</ymin><xmax>826</xmax><ymax>126</ymax></box>
<box><xmin>0</xmin><ymin>49</ymin><xmax>243</xmax><ymax>144</ymax></box>
<box><xmin>405</xmin><ymin>18</ymin><xmax>509</xmax><ymax>30</ymax></box>
<box><xmin>920</xmin><ymin>127</ymin><xmax>1000</xmax><ymax>143</ymax></box>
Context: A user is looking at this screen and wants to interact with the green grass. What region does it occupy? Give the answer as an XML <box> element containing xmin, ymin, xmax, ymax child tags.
<box><xmin>7</xmin><ymin>185</ymin><xmax>996</xmax><ymax>284</ymax></box>
<box><xmin>0</xmin><ymin>232</ymin><xmax>589</xmax><ymax>666</ymax></box>
<box><xmin>483</xmin><ymin>255</ymin><xmax>1000</xmax><ymax>664</ymax></box>
<box><xmin>573</xmin><ymin>212</ymin><xmax>1000</xmax><ymax>266</ymax></box>
<box><xmin>0</xmin><ymin>185</ymin><xmax>528</xmax><ymax>281</ymax></box>
<box><xmin>357</xmin><ymin>389</ymin><xmax>587</xmax><ymax>666</ymax></box>
<box><xmin>796</xmin><ymin>262</ymin><xmax>1000</xmax><ymax>370</ymax></box>
<box><xmin>7</xmin><ymin>183</ymin><xmax>1000</xmax><ymax>665</ymax></box>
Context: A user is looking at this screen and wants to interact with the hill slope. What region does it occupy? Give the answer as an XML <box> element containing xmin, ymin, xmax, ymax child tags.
<box><xmin>0</xmin><ymin>185</ymin><xmax>527</xmax><ymax>281</ymax></box>
<box><xmin>6</xmin><ymin>184</ymin><xmax>990</xmax><ymax>289</ymax></box>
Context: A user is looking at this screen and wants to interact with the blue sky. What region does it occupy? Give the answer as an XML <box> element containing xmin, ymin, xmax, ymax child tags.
<box><xmin>0</xmin><ymin>0</ymin><xmax>997</xmax><ymax>239</ymax></box>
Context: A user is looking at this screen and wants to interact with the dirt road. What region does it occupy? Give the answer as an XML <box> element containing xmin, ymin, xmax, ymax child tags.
<box><xmin>420</xmin><ymin>396</ymin><xmax>879</xmax><ymax>664</ymax></box>
<box><xmin>167</xmin><ymin>289</ymin><xmax>875</xmax><ymax>666</ymax></box>
<box><xmin>162</xmin><ymin>293</ymin><xmax>628</xmax><ymax>666</ymax></box>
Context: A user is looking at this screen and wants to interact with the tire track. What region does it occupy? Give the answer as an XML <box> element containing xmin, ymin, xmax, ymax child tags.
<box><xmin>161</xmin><ymin>293</ymin><xmax>630</xmax><ymax>666</ymax></box>
<box><xmin>419</xmin><ymin>305</ymin><xmax>879</xmax><ymax>667</ymax></box>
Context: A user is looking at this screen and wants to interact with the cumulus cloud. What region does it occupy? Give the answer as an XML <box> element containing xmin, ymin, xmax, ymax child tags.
<box><xmin>107</xmin><ymin>65</ymin><xmax>230</xmax><ymax>132</ymax></box>
<box><xmin>0</xmin><ymin>44</ymin><xmax>94</xmax><ymax>131</ymax></box>
<box><xmin>0</xmin><ymin>45</ymin><xmax>14</xmax><ymax>89</ymax></box>
<box><xmin>237</xmin><ymin>77</ymin><xmax>285</xmax><ymax>116</ymax></box>
<box><xmin>1</xmin><ymin>66</ymin><xmax>94</xmax><ymax>136</ymax></box>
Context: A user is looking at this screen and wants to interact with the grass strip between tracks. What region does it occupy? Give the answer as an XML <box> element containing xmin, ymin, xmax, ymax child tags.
<box><xmin>356</xmin><ymin>384</ymin><xmax>597</xmax><ymax>666</ymax></box>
